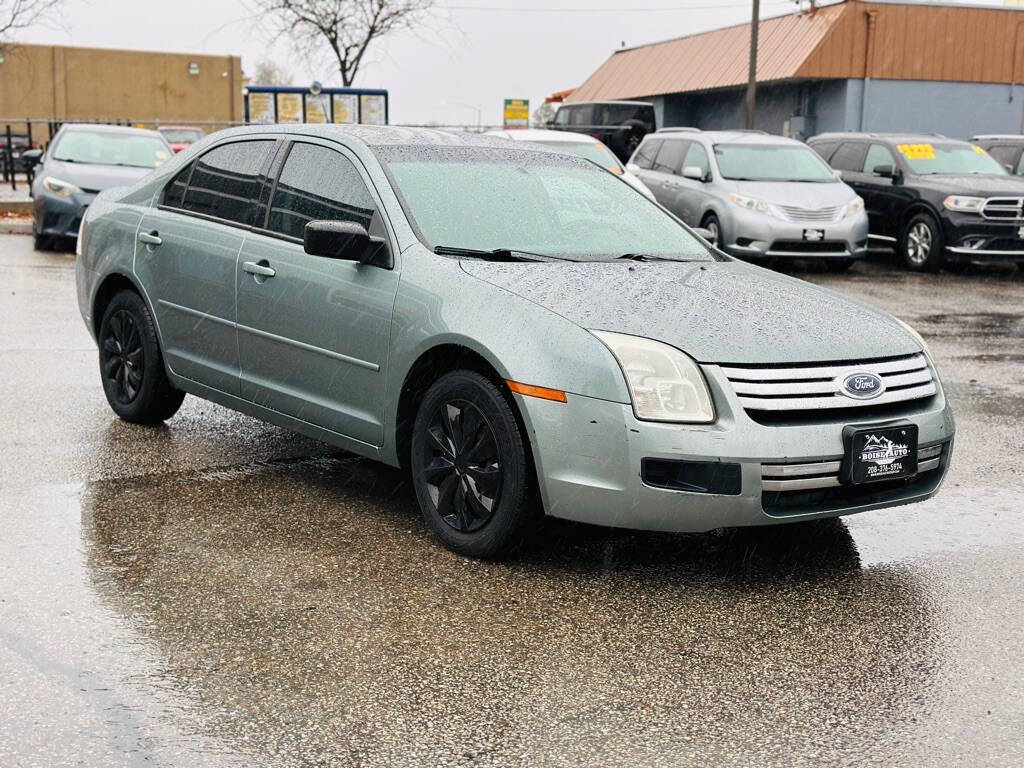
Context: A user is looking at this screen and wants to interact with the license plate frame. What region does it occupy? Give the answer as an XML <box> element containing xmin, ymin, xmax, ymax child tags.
<box><xmin>841</xmin><ymin>423</ymin><xmax>918</xmax><ymax>486</ymax></box>
<box><xmin>802</xmin><ymin>228</ymin><xmax>825</xmax><ymax>242</ymax></box>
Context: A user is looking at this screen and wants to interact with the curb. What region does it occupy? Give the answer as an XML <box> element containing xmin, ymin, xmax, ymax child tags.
<box><xmin>0</xmin><ymin>219</ymin><xmax>32</xmax><ymax>235</ymax></box>
<box><xmin>0</xmin><ymin>201</ymin><xmax>33</xmax><ymax>215</ymax></box>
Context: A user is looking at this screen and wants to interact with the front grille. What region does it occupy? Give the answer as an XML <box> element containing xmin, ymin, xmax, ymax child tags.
<box><xmin>768</xmin><ymin>240</ymin><xmax>848</xmax><ymax>254</ymax></box>
<box><xmin>721</xmin><ymin>353</ymin><xmax>936</xmax><ymax>414</ymax></box>
<box><xmin>776</xmin><ymin>204</ymin><xmax>841</xmax><ymax>223</ymax></box>
<box><xmin>981</xmin><ymin>197</ymin><xmax>1024</xmax><ymax>220</ymax></box>
<box><xmin>761</xmin><ymin>444</ymin><xmax>947</xmax><ymax>516</ymax></box>
<box><xmin>761</xmin><ymin>444</ymin><xmax>942</xmax><ymax>492</ymax></box>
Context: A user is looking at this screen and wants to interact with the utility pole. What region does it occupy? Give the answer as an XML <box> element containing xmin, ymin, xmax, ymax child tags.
<box><xmin>746</xmin><ymin>0</ymin><xmax>760</xmax><ymax>129</ymax></box>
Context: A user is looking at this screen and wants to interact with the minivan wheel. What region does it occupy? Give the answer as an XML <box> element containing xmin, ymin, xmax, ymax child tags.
<box><xmin>410</xmin><ymin>370</ymin><xmax>533</xmax><ymax>558</ymax></box>
<box><xmin>98</xmin><ymin>290</ymin><xmax>185</xmax><ymax>424</ymax></box>
<box><xmin>900</xmin><ymin>213</ymin><xmax>944</xmax><ymax>271</ymax></box>
<box><xmin>700</xmin><ymin>213</ymin><xmax>721</xmax><ymax>248</ymax></box>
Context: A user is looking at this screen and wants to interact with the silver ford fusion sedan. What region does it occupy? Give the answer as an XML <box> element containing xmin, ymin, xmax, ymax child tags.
<box><xmin>75</xmin><ymin>125</ymin><xmax>955</xmax><ymax>558</ymax></box>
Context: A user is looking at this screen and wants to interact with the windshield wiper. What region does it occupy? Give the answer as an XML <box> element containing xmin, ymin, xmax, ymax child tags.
<box><xmin>615</xmin><ymin>252</ymin><xmax>697</xmax><ymax>263</ymax></box>
<box><xmin>434</xmin><ymin>245</ymin><xmax>553</xmax><ymax>262</ymax></box>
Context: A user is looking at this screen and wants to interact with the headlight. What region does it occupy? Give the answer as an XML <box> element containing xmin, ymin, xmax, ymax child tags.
<box><xmin>591</xmin><ymin>330</ymin><xmax>715</xmax><ymax>423</ymax></box>
<box><xmin>728</xmin><ymin>192</ymin><xmax>773</xmax><ymax>216</ymax></box>
<box><xmin>43</xmin><ymin>176</ymin><xmax>83</xmax><ymax>198</ymax></box>
<box><xmin>844</xmin><ymin>196</ymin><xmax>865</xmax><ymax>218</ymax></box>
<box><xmin>943</xmin><ymin>195</ymin><xmax>985</xmax><ymax>214</ymax></box>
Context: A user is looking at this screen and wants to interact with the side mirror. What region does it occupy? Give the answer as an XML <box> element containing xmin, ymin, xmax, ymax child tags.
<box><xmin>20</xmin><ymin>148</ymin><xmax>42</xmax><ymax>168</ymax></box>
<box><xmin>682</xmin><ymin>165</ymin><xmax>706</xmax><ymax>181</ymax></box>
<box><xmin>304</xmin><ymin>220</ymin><xmax>387</xmax><ymax>266</ymax></box>
<box><xmin>872</xmin><ymin>164</ymin><xmax>895</xmax><ymax>178</ymax></box>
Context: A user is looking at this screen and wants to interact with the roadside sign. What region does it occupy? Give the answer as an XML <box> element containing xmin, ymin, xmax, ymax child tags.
<box><xmin>244</xmin><ymin>86</ymin><xmax>388</xmax><ymax>125</ymax></box>
<box><xmin>306</xmin><ymin>93</ymin><xmax>330</xmax><ymax>123</ymax></box>
<box><xmin>360</xmin><ymin>94</ymin><xmax>386</xmax><ymax>125</ymax></box>
<box><xmin>503</xmin><ymin>98</ymin><xmax>529</xmax><ymax>129</ymax></box>
<box><xmin>333</xmin><ymin>93</ymin><xmax>358</xmax><ymax>124</ymax></box>
<box><xmin>276</xmin><ymin>92</ymin><xmax>303</xmax><ymax>123</ymax></box>
<box><xmin>248</xmin><ymin>92</ymin><xmax>274</xmax><ymax>124</ymax></box>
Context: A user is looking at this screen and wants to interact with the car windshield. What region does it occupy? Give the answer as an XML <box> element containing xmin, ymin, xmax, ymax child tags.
<box><xmin>159</xmin><ymin>128</ymin><xmax>203</xmax><ymax>144</ymax></box>
<box><xmin>377</xmin><ymin>146</ymin><xmax>711</xmax><ymax>261</ymax></box>
<box><xmin>713</xmin><ymin>143</ymin><xmax>836</xmax><ymax>182</ymax></box>
<box><xmin>532</xmin><ymin>140</ymin><xmax>624</xmax><ymax>174</ymax></box>
<box><xmin>897</xmin><ymin>142</ymin><xmax>1007</xmax><ymax>175</ymax></box>
<box><xmin>52</xmin><ymin>130</ymin><xmax>170</xmax><ymax>168</ymax></box>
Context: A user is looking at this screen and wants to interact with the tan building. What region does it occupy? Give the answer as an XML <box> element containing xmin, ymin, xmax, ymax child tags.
<box><xmin>0</xmin><ymin>42</ymin><xmax>243</xmax><ymax>141</ymax></box>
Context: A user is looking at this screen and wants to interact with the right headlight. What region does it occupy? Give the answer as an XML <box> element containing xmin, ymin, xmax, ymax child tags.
<box><xmin>728</xmin><ymin>192</ymin><xmax>773</xmax><ymax>217</ymax></box>
<box><xmin>42</xmin><ymin>176</ymin><xmax>83</xmax><ymax>198</ymax></box>
<box><xmin>843</xmin><ymin>196</ymin><xmax>865</xmax><ymax>218</ymax></box>
<box><xmin>943</xmin><ymin>195</ymin><xmax>985</xmax><ymax>214</ymax></box>
<box><xmin>591</xmin><ymin>330</ymin><xmax>715</xmax><ymax>423</ymax></box>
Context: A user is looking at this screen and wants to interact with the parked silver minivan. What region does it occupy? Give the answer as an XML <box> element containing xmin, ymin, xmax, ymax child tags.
<box><xmin>627</xmin><ymin>129</ymin><xmax>869</xmax><ymax>271</ymax></box>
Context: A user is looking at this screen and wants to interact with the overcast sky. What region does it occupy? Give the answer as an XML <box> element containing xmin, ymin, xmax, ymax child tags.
<box><xmin>15</xmin><ymin>0</ymin><xmax>1003</xmax><ymax>125</ymax></box>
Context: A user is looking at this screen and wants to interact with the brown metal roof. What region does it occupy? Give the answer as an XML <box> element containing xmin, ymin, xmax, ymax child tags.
<box><xmin>568</xmin><ymin>0</ymin><xmax>1024</xmax><ymax>102</ymax></box>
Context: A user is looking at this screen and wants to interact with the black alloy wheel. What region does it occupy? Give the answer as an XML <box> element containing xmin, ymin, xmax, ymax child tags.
<box><xmin>102</xmin><ymin>309</ymin><xmax>144</xmax><ymax>404</ymax></box>
<box><xmin>411</xmin><ymin>370</ymin><xmax>534</xmax><ymax>558</ymax></box>
<box><xmin>97</xmin><ymin>290</ymin><xmax>185</xmax><ymax>423</ymax></box>
<box><xmin>420</xmin><ymin>399</ymin><xmax>501</xmax><ymax>533</ymax></box>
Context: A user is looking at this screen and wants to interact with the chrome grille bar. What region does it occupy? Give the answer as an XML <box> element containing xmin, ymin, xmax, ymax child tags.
<box><xmin>981</xmin><ymin>197</ymin><xmax>1024</xmax><ymax>221</ymax></box>
<box><xmin>761</xmin><ymin>444</ymin><xmax>944</xmax><ymax>492</ymax></box>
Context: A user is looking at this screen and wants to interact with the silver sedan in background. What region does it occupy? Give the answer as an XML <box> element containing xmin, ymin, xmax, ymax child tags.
<box><xmin>628</xmin><ymin>129</ymin><xmax>869</xmax><ymax>271</ymax></box>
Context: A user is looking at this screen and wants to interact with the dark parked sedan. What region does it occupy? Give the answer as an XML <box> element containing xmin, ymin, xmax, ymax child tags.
<box><xmin>26</xmin><ymin>124</ymin><xmax>172</xmax><ymax>250</ymax></box>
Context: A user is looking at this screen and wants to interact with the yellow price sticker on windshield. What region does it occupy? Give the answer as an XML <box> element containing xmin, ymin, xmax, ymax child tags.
<box><xmin>897</xmin><ymin>143</ymin><xmax>935</xmax><ymax>160</ymax></box>
<box><xmin>972</xmin><ymin>145</ymin><xmax>988</xmax><ymax>155</ymax></box>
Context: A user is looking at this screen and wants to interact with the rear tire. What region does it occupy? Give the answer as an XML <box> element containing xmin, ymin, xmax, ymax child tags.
<box><xmin>410</xmin><ymin>370</ymin><xmax>534</xmax><ymax>559</ymax></box>
<box><xmin>98</xmin><ymin>290</ymin><xmax>185</xmax><ymax>424</ymax></box>
<box><xmin>899</xmin><ymin>212</ymin><xmax>944</xmax><ymax>271</ymax></box>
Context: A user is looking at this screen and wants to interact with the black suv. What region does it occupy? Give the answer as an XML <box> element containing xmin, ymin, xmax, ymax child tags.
<box><xmin>549</xmin><ymin>100</ymin><xmax>656</xmax><ymax>163</ymax></box>
<box><xmin>971</xmin><ymin>135</ymin><xmax>1024</xmax><ymax>177</ymax></box>
<box><xmin>808</xmin><ymin>132</ymin><xmax>1024</xmax><ymax>270</ymax></box>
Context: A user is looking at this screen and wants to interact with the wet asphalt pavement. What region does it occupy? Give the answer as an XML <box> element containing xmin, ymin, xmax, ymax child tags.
<box><xmin>1</xmin><ymin>233</ymin><xmax>1022</xmax><ymax>767</ymax></box>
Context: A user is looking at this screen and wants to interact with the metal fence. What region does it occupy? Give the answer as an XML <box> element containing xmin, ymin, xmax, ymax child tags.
<box><xmin>0</xmin><ymin>117</ymin><xmax>503</xmax><ymax>193</ymax></box>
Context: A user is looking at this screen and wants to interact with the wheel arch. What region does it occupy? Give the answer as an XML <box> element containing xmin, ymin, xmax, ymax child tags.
<box><xmin>91</xmin><ymin>272</ymin><xmax>145</xmax><ymax>339</ymax></box>
<box><xmin>899</xmin><ymin>200</ymin><xmax>943</xmax><ymax>234</ymax></box>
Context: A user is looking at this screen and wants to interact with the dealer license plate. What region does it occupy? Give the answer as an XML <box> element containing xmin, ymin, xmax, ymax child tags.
<box><xmin>803</xmin><ymin>229</ymin><xmax>825</xmax><ymax>241</ymax></box>
<box><xmin>842</xmin><ymin>424</ymin><xmax>918</xmax><ymax>485</ymax></box>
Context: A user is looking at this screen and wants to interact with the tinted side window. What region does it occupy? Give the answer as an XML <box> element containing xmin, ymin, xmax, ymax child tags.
<box><xmin>829</xmin><ymin>142</ymin><xmax>868</xmax><ymax>172</ymax></box>
<box><xmin>652</xmin><ymin>140</ymin><xmax>686</xmax><ymax>174</ymax></box>
<box><xmin>683</xmin><ymin>142</ymin><xmax>710</xmax><ymax>176</ymax></box>
<box><xmin>267</xmin><ymin>142</ymin><xmax>375</xmax><ymax>240</ymax></box>
<box><xmin>632</xmin><ymin>138</ymin><xmax>662</xmax><ymax>169</ymax></box>
<box><xmin>182</xmin><ymin>140</ymin><xmax>275</xmax><ymax>225</ymax></box>
<box><xmin>162</xmin><ymin>162</ymin><xmax>192</xmax><ymax>208</ymax></box>
<box><xmin>1017</xmin><ymin>151</ymin><xmax>1024</xmax><ymax>176</ymax></box>
<box><xmin>809</xmin><ymin>141</ymin><xmax>838</xmax><ymax>162</ymax></box>
<box><xmin>568</xmin><ymin>106</ymin><xmax>593</xmax><ymax>127</ymax></box>
<box><xmin>863</xmin><ymin>143</ymin><xmax>896</xmax><ymax>173</ymax></box>
<box><xmin>986</xmin><ymin>145</ymin><xmax>1017</xmax><ymax>168</ymax></box>
<box><xmin>553</xmin><ymin>108</ymin><xmax>569</xmax><ymax>126</ymax></box>
<box><xmin>600</xmin><ymin>104</ymin><xmax>648</xmax><ymax>125</ymax></box>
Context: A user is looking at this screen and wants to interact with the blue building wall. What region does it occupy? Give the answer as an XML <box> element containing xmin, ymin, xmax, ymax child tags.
<box><xmin>648</xmin><ymin>78</ymin><xmax>1024</xmax><ymax>140</ymax></box>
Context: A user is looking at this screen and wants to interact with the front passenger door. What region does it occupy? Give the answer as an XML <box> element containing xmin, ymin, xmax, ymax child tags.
<box><xmin>235</xmin><ymin>140</ymin><xmax>399</xmax><ymax>447</ymax></box>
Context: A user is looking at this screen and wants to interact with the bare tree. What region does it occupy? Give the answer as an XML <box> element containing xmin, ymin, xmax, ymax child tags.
<box><xmin>0</xmin><ymin>0</ymin><xmax>62</xmax><ymax>49</ymax></box>
<box><xmin>532</xmin><ymin>102</ymin><xmax>556</xmax><ymax>129</ymax></box>
<box><xmin>251</xmin><ymin>58</ymin><xmax>294</xmax><ymax>86</ymax></box>
<box><xmin>253</xmin><ymin>0</ymin><xmax>436</xmax><ymax>87</ymax></box>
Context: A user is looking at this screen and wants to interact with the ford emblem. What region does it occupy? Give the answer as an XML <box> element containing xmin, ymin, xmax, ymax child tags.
<box><xmin>841</xmin><ymin>372</ymin><xmax>885</xmax><ymax>399</ymax></box>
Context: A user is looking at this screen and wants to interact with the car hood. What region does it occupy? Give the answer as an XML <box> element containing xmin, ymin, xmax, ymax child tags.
<box><xmin>43</xmin><ymin>159</ymin><xmax>154</xmax><ymax>193</ymax></box>
<box><xmin>731</xmin><ymin>179</ymin><xmax>856</xmax><ymax>207</ymax></box>
<box><xmin>917</xmin><ymin>174</ymin><xmax>1024</xmax><ymax>195</ymax></box>
<box><xmin>460</xmin><ymin>259</ymin><xmax>920</xmax><ymax>365</ymax></box>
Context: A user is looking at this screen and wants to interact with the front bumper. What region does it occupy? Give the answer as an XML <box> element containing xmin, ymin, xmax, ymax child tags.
<box><xmin>721</xmin><ymin>207</ymin><xmax>869</xmax><ymax>261</ymax></box>
<box><xmin>34</xmin><ymin>190</ymin><xmax>96</xmax><ymax>239</ymax></box>
<box><xmin>514</xmin><ymin>363</ymin><xmax>954</xmax><ymax>533</ymax></box>
<box><xmin>942</xmin><ymin>213</ymin><xmax>1024</xmax><ymax>262</ymax></box>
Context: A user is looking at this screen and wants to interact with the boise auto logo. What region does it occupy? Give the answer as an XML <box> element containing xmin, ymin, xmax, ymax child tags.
<box><xmin>860</xmin><ymin>434</ymin><xmax>910</xmax><ymax>466</ymax></box>
<box><xmin>841</xmin><ymin>372</ymin><xmax>885</xmax><ymax>399</ymax></box>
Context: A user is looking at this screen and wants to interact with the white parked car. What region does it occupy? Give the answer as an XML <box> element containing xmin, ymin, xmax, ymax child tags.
<box><xmin>487</xmin><ymin>128</ymin><xmax>656</xmax><ymax>201</ymax></box>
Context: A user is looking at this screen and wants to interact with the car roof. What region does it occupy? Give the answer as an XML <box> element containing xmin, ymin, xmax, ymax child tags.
<box><xmin>809</xmin><ymin>132</ymin><xmax>961</xmax><ymax>145</ymax></box>
<box><xmin>202</xmin><ymin>124</ymin><xmax>540</xmax><ymax>151</ymax></box>
<box><xmin>557</xmin><ymin>100</ymin><xmax>653</xmax><ymax>107</ymax></box>
<box><xmin>57</xmin><ymin>123</ymin><xmax>164</xmax><ymax>138</ymax></box>
<box><xmin>487</xmin><ymin>128</ymin><xmax>598</xmax><ymax>144</ymax></box>
<box><xmin>158</xmin><ymin>125</ymin><xmax>203</xmax><ymax>131</ymax></box>
<box><xmin>653</xmin><ymin>129</ymin><xmax>800</xmax><ymax>146</ymax></box>
<box><xmin>972</xmin><ymin>134</ymin><xmax>1024</xmax><ymax>142</ymax></box>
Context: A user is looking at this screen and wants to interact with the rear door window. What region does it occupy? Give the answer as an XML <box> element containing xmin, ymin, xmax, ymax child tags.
<box><xmin>161</xmin><ymin>163</ymin><xmax>192</xmax><ymax>208</ymax></box>
<box><xmin>181</xmin><ymin>140</ymin><xmax>276</xmax><ymax>225</ymax></box>
<box><xmin>828</xmin><ymin>142</ymin><xmax>868</xmax><ymax>172</ymax></box>
<box><xmin>631</xmin><ymin>138</ymin><xmax>662</xmax><ymax>169</ymax></box>
<box><xmin>652</xmin><ymin>140</ymin><xmax>686</xmax><ymax>175</ymax></box>
<box><xmin>267</xmin><ymin>142</ymin><xmax>376</xmax><ymax>241</ymax></box>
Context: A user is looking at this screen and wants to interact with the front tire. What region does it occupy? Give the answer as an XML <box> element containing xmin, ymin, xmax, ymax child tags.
<box><xmin>410</xmin><ymin>370</ymin><xmax>534</xmax><ymax>558</ymax></box>
<box><xmin>98</xmin><ymin>290</ymin><xmax>185</xmax><ymax>424</ymax></box>
<box><xmin>700</xmin><ymin>212</ymin><xmax>722</xmax><ymax>249</ymax></box>
<box><xmin>899</xmin><ymin>212</ymin><xmax>944</xmax><ymax>271</ymax></box>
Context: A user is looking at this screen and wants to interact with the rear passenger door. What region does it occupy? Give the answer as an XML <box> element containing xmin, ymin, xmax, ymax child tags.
<box><xmin>857</xmin><ymin>143</ymin><xmax>907</xmax><ymax>239</ymax></box>
<box><xmin>627</xmin><ymin>137</ymin><xmax>663</xmax><ymax>196</ymax></box>
<box><xmin>235</xmin><ymin>139</ymin><xmax>399</xmax><ymax>447</ymax></box>
<box><xmin>137</xmin><ymin>138</ymin><xmax>277</xmax><ymax>395</ymax></box>
<box><xmin>673</xmin><ymin>140</ymin><xmax>713</xmax><ymax>225</ymax></box>
<box><xmin>646</xmin><ymin>139</ymin><xmax>687</xmax><ymax>214</ymax></box>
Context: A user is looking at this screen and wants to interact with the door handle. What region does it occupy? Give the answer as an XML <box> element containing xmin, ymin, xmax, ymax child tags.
<box><xmin>138</xmin><ymin>230</ymin><xmax>162</xmax><ymax>246</ymax></box>
<box><xmin>242</xmin><ymin>261</ymin><xmax>276</xmax><ymax>278</ymax></box>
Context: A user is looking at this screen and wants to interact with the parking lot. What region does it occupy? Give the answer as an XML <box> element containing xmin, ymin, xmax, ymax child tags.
<box><xmin>0</xmin><ymin>232</ymin><xmax>1021</xmax><ymax>766</ymax></box>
